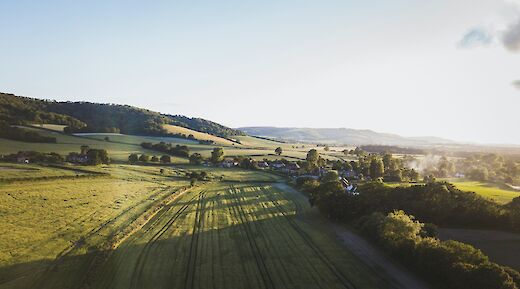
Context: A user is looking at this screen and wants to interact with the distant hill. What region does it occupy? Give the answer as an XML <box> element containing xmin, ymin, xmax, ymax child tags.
<box><xmin>238</xmin><ymin>127</ymin><xmax>453</xmax><ymax>146</ymax></box>
<box><xmin>0</xmin><ymin>92</ymin><xmax>243</xmax><ymax>138</ymax></box>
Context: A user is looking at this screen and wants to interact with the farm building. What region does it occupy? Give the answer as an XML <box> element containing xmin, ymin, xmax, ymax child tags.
<box><xmin>66</xmin><ymin>152</ymin><xmax>88</xmax><ymax>164</ymax></box>
<box><xmin>220</xmin><ymin>159</ymin><xmax>239</xmax><ymax>168</ymax></box>
<box><xmin>257</xmin><ymin>161</ymin><xmax>269</xmax><ymax>168</ymax></box>
<box><xmin>16</xmin><ymin>156</ymin><xmax>29</xmax><ymax>164</ymax></box>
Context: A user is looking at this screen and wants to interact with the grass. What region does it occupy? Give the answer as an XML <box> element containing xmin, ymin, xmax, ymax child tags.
<box><xmin>163</xmin><ymin>124</ymin><xmax>238</xmax><ymax>146</ymax></box>
<box><xmin>0</xmin><ymin>163</ymin><xmax>92</xmax><ymax>180</ymax></box>
<box><xmin>442</xmin><ymin>179</ymin><xmax>520</xmax><ymax>204</ymax></box>
<box><xmin>90</xmin><ymin>183</ymin><xmax>390</xmax><ymax>289</ymax></box>
<box><xmin>0</xmin><ymin>127</ymin><xmax>188</xmax><ymax>163</ymax></box>
<box><xmin>28</xmin><ymin>124</ymin><xmax>67</xmax><ymax>132</ymax></box>
<box><xmin>1</xmin><ymin>126</ymin><xmax>346</xmax><ymax>164</ymax></box>
<box><xmin>0</xmin><ymin>164</ymin><xmax>191</xmax><ymax>288</ymax></box>
<box><xmin>0</xmin><ymin>164</ymin><xmax>392</xmax><ymax>289</ymax></box>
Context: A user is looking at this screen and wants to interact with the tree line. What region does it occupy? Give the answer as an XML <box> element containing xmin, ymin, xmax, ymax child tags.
<box><xmin>141</xmin><ymin>142</ymin><xmax>190</xmax><ymax>158</ymax></box>
<box><xmin>357</xmin><ymin>210</ymin><xmax>519</xmax><ymax>289</ymax></box>
<box><xmin>298</xmin><ymin>175</ymin><xmax>520</xmax><ymax>288</ymax></box>
<box><xmin>0</xmin><ymin>122</ymin><xmax>56</xmax><ymax>143</ymax></box>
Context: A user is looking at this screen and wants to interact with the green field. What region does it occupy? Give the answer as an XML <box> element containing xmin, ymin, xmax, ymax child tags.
<box><xmin>0</xmin><ymin>128</ymin><xmax>172</xmax><ymax>163</ymax></box>
<box><xmin>442</xmin><ymin>179</ymin><xmax>520</xmax><ymax>204</ymax></box>
<box><xmin>0</xmin><ymin>127</ymin><xmax>346</xmax><ymax>163</ymax></box>
<box><xmin>0</xmin><ymin>163</ymin><xmax>392</xmax><ymax>289</ymax></box>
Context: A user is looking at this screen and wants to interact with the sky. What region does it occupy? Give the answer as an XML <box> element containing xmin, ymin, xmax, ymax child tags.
<box><xmin>1</xmin><ymin>0</ymin><xmax>519</xmax><ymax>144</ymax></box>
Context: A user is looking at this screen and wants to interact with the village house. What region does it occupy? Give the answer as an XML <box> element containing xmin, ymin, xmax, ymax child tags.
<box><xmin>66</xmin><ymin>152</ymin><xmax>89</xmax><ymax>164</ymax></box>
<box><xmin>270</xmin><ymin>161</ymin><xmax>285</xmax><ymax>170</ymax></box>
<box><xmin>220</xmin><ymin>159</ymin><xmax>238</xmax><ymax>168</ymax></box>
<box><xmin>16</xmin><ymin>156</ymin><xmax>29</xmax><ymax>164</ymax></box>
<box><xmin>257</xmin><ymin>161</ymin><xmax>269</xmax><ymax>168</ymax></box>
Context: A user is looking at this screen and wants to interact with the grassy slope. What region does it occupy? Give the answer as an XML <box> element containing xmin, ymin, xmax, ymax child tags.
<box><xmin>28</xmin><ymin>124</ymin><xmax>67</xmax><ymax>132</ymax></box>
<box><xmin>0</xmin><ymin>164</ymin><xmax>191</xmax><ymax>289</ymax></box>
<box><xmin>1</xmin><ymin>125</ymin><xmax>346</xmax><ymax>164</ymax></box>
<box><xmin>0</xmin><ymin>127</ymin><xmax>187</xmax><ymax>163</ymax></box>
<box><xmin>92</xmin><ymin>183</ymin><xmax>389</xmax><ymax>289</ymax></box>
<box><xmin>163</xmin><ymin>124</ymin><xmax>238</xmax><ymax>146</ymax></box>
<box><xmin>441</xmin><ymin>179</ymin><xmax>520</xmax><ymax>204</ymax></box>
<box><xmin>0</xmin><ymin>165</ymin><xmax>392</xmax><ymax>289</ymax></box>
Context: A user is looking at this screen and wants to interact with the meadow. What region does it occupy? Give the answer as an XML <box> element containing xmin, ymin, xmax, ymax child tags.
<box><xmin>441</xmin><ymin>179</ymin><xmax>520</xmax><ymax>204</ymax></box>
<box><xmin>0</xmin><ymin>162</ymin><xmax>393</xmax><ymax>289</ymax></box>
<box><xmin>0</xmin><ymin>126</ymin><xmax>346</xmax><ymax>164</ymax></box>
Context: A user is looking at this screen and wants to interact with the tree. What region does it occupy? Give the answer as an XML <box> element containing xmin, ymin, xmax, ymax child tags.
<box><xmin>369</xmin><ymin>158</ymin><xmax>384</xmax><ymax>178</ymax></box>
<box><xmin>80</xmin><ymin>145</ymin><xmax>90</xmax><ymax>155</ymax></box>
<box><xmin>211</xmin><ymin>147</ymin><xmax>224</xmax><ymax>163</ymax></box>
<box><xmin>189</xmin><ymin>153</ymin><xmax>203</xmax><ymax>165</ymax></box>
<box><xmin>383</xmin><ymin>154</ymin><xmax>393</xmax><ymax>170</ymax></box>
<box><xmin>306</xmin><ymin>149</ymin><xmax>319</xmax><ymax>164</ymax></box>
<box><xmin>151</xmin><ymin>155</ymin><xmax>159</xmax><ymax>162</ymax></box>
<box><xmin>128</xmin><ymin>153</ymin><xmax>139</xmax><ymax>164</ymax></box>
<box><xmin>86</xmin><ymin>149</ymin><xmax>109</xmax><ymax>165</ymax></box>
<box><xmin>379</xmin><ymin>210</ymin><xmax>423</xmax><ymax>246</ymax></box>
<box><xmin>160</xmin><ymin>155</ymin><xmax>171</xmax><ymax>163</ymax></box>
<box><xmin>322</xmin><ymin>170</ymin><xmax>340</xmax><ymax>183</ymax></box>
<box><xmin>275</xmin><ymin>147</ymin><xmax>283</xmax><ymax>156</ymax></box>
<box><xmin>424</xmin><ymin>175</ymin><xmax>436</xmax><ymax>183</ymax></box>
<box><xmin>409</xmin><ymin>169</ymin><xmax>420</xmax><ymax>182</ymax></box>
<box><xmin>139</xmin><ymin>154</ymin><xmax>150</xmax><ymax>162</ymax></box>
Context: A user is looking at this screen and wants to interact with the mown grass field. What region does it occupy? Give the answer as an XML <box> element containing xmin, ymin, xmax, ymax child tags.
<box><xmin>442</xmin><ymin>179</ymin><xmax>520</xmax><ymax>204</ymax></box>
<box><xmin>0</xmin><ymin>127</ymin><xmax>189</xmax><ymax>163</ymax></box>
<box><xmin>0</xmin><ymin>126</ymin><xmax>347</xmax><ymax>163</ymax></box>
<box><xmin>163</xmin><ymin>124</ymin><xmax>238</xmax><ymax>146</ymax></box>
<box><xmin>0</xmin><ymin>163</ymin><xmax>392</xmax><ymax>289</ymax></box>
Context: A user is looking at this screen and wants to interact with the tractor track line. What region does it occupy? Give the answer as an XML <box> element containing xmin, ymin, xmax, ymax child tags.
<box><xmin>259</xmin><ymin>197</ymin><xmax>327</xmax><ymax>289</ymax></box>
<box><xmin>230</xmin><ymin>185</ymin><xmax>276</xmax><ymax>289</ymax></box>
<box><xmin>183</xmin><ymin>191</ymin><xmax>206</xmax><ymax>289</ymax></box>
<box><xmin>265</xmin><ymin>187</ymin><xmax>357</xmax><ymax>289</ymax></box>
<box><xmin>30</xmin><ymin>186</ymin><xmax>175</xmax><ymax>289</ymax></box>
<box><xmin>129</xmin><ymin>191</ymin><xmax>200</xmax><ymax>289</ymax></box>
<box><xmin>227</xmin><ymin>188</ymin><xmax>264</xmax><ymax>288</ymax></box>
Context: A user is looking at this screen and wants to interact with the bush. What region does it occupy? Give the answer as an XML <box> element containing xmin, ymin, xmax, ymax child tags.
<box><xmin>0</xmin><ymin>122</ymin><xmax>57</xmax><ymax>143</ymax></box>
<box><xmin>160</xmin><ymin>155</ymin><xmax>171</xmax><ymax>163</ymax></box>
<box><xmin>139</xmin><ymin>154</ymin><xmax>150</xmax><ymax>162</ymax></box>
<box><xmin>356</xmin><ymin>211</ymin><xmax>518</xmax><ymax>289</ymax></box>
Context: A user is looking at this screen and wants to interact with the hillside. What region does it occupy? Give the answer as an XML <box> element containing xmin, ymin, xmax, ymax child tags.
<box><xmin>162</xmin><ymin>124</ymin><xmax>239</xmax><ymax>146</ymax></box>
<box><xmin>239</xmin><ymin>126</ymin><xmax>453</xmax><ymax>146</ymax></box>
<box><xmin>0</xmin><ymin>92</ymin><xmax>243</xmax><ymax>138</ymax></box>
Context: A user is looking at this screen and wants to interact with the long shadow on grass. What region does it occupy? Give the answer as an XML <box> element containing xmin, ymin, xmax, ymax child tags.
<box><xmin>0</xmin><ymin>188</ymin><xmax>394</xmax><ymax>289</ymax></box>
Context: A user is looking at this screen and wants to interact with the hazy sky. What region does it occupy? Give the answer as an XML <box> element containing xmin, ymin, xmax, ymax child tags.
<box><xmin>1</xmin><ymin>0</ymin><xmax>519</xmax><ymax>144</ymax></box>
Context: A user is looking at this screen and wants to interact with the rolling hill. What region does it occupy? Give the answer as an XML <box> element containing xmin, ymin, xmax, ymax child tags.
<box><xmin>0</xmin><ymin>92</ymin><xmax>243</xmax><ymax>138</ymax></box>
<box><xmin>238</xmin><ymin>126</ymin><xmax>453</xmax><ymax>146</ymax></box>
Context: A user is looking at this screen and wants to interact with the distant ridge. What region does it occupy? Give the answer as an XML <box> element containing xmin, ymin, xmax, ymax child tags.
<box><xmin>238</xmin><ymin>126</ymin><xmax>453</xmax><ymax>146</ymax></box>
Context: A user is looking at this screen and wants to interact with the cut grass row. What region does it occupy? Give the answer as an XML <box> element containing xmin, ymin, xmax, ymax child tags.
<box><xmin>87</xmin><ymin>182</ymin><xmax>391</xmax><ymax>289</ymax></box>
<box><xmin>0</xmin><ymin>165</ymin><xmax>191</xmax><ymax>289</ymax></box>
